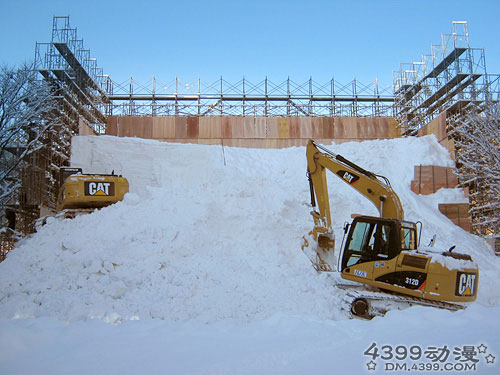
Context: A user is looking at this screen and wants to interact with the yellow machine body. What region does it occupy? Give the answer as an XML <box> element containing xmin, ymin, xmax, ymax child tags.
<box><xmin>57</xmin><ymin>170</ymin><xmax>129</xmax><ymax>211</ymax></box>
<box><xmin>302</xmin><ymin>140</ymin><xmax>478</xmax><ymax>306</ymax></box>
<box><xmin>340</xmin><ymin>215</ymin><xmax>478</xmax><ymax>304</ymax></box>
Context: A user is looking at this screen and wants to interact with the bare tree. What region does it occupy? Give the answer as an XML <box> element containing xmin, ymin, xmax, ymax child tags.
<box><xmin>0</xmin><ymin>63</ymin><xmax>60</xmax><ymax>233</ymax></box>
<box><xmin>452</xmin><ymin>104</ymin><xmax>500</xmax><ymax>249</ymax></box>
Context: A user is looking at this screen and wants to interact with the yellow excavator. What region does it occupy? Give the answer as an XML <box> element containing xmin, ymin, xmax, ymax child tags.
<box><xmin>56</xmin><ymin>167</ymin><xmax>129</xmax><ymax>215</ymax></box>
<box><xmin>37</xmin><ymin>167</ymin><xmax>129</xmax><ymax>228</ymax></box>
<box><xmin>56</xmin><ymin>167</ymin><xmax>129</xmax><ymax>214</ymax></box>
<box><xmin>302</xmin><ymin>140</ymin><xmax>478</xmax><ymax>319</ymax></box>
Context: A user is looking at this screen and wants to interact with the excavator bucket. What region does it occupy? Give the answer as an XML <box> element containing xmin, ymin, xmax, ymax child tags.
<box><xmin>301</xmin><ymin>225</ymin><xmax>336</xmax><ymax>272</ymax></box>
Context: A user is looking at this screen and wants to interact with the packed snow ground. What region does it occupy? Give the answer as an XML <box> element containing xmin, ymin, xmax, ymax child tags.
<box><xmin>1</xmin><ymin>135</ymin><xmax>499</xmax><ymax>374</ymax></box>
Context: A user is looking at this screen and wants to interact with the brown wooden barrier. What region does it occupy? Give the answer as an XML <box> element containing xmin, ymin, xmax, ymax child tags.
<box><xmin>417</xmin><ymin>112</ymin><xmax>454</xmax><ymax>158</ymax></box>
<box><xmin>411</xmin><ymin>165</ymin><xmax>471</xmax><ymax>233</ymax></box>
<box><xmin>106</xmin><ymin>116</ymin><xmax>400</xmax><ymax>148</ymax></box>
<box><xmin>79</xmin><ymin>118</ymin><xmax>98</xmax><ymax>136</ymax></box>
<box><xmin>438</xmin><ymin>203</ymin><xmax>471</xmax><ymax>233</ymax></box>
<box><xmin>410</xmin><ymin>165</ymin><xmax>460</xmax><ymax>195</ymax></box>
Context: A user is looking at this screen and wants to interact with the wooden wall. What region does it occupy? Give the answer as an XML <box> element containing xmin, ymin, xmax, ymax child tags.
<box><xmin>417</xmin><ymin>112</ymin><xmax>454</xmax><ymax>157</ymax></box>
<box><xmin>438</xmin><ymin>203</ymin><xmax>472</xmax><ymax>233</ymax></box>
<box><xmin>410</xmin><ymin>165</ymin><xmax>460</xmax><ymax>195</ymax></box>
<box><xmin>105</xmin><ymin>116</ymin><xmax>400</xmax><ymax>148</ymax></box>
<box><xmin>79</xmin><ymin>118</ymin><xmax>98</xmax><ymax>136</ymax></box>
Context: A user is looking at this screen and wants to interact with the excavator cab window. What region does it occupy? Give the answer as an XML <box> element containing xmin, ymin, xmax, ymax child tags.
<box><xmin>400</xmin><ymin>222</ymin><xmax>417</xmax><ymax>250</ymax></box>
<box><xmin>347</xmin><ymin>221</ymin><xmax>370</xmax><ymax>253</ymax></box>
<box><xmin>378</xmin><ymin>224</ymin><xmax>392</xmax><ymax>257</ymax></box>
<box><xmin>60</xmin><ymin>167</ymin><xmax>82</xmax><ymax>187</ymax></box>
<box><xmin>342</xmin><ymin>217</ymin><xmax>398</xmax><ymax>270</ymax></box>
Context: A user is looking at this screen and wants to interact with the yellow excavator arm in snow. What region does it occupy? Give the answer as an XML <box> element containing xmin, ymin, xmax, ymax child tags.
<box><xmin>302</xmin><ymin>140</ymin><xmax>404</xmax><ymax>272</ymax></box>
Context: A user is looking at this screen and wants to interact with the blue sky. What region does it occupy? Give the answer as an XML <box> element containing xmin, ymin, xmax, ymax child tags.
<box><xmin>1</xmin><ymin>0</ymin><xmax>499</xmax><ymax>91</ymax></box>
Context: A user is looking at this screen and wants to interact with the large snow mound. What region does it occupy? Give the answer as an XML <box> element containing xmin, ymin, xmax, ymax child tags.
<box><xmin>1</xmin><ymin>135</ymin><xmax>499</xmax><ymax>324</ymax></box>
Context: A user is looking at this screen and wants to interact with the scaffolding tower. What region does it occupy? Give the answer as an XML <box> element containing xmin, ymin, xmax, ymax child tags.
<box><xmin>5</xmin><ymin>16</ymin><xmax>110</xmax><ymax>238</ymax></box>
<box><xmin>394</xmin><ymin>21</ymin><xmax>500</xmax><ymax>252</ymax></box>
<box><xmin>35</xmin><ymin>16</ymin><xmax>111</xmax><ymax>133</ymax></box>
<box><xmin>393</xmin><ymin>21</ymin><xmax>500</xmax><ymax>135</ymax></box>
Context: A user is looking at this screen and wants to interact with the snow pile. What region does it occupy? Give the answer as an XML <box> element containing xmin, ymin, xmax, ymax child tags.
<box><xmin>1</xmin><ymin>134</ymin><xmax>500</xmax><ymax>374</ymax></box>
<box><xmin>1</xmin><ymin>135</ymin><xmax>499</xmax><ymax>325</ymax></box>
<box><xmin>428</xmin><ymin>249</ymin><xmax>477</xmax><ymax>270</ymax></box>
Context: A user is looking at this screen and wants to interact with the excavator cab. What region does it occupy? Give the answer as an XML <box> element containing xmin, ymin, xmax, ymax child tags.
<box><xmin>341</xmin><ymin>216</ymin><xmax>417</xmax><ymax>270</ymax></box>
<box><xmin>340</xmin><ymin>214</ymin><xmax>478</xmax><ymax>310</ymax></box>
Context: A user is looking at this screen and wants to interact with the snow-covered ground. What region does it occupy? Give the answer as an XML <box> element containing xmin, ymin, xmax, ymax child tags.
<box><xmin>1</xmin><ymin>135</ymin><xmax>499</xmax><ymax>374</ymax></box>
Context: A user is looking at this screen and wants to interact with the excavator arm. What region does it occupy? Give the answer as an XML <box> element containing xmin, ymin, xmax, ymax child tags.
<box><xmin>306</xmin><ymin>140</ymin><xmax>404</xmax><ymax>222</ymax></box>
<box><xmin>302</xmin><ymin>140</ymin><xmax>404</xmax><ymax>272</ymax></box>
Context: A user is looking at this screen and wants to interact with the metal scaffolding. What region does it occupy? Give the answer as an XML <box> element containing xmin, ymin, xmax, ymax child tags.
<box><xmin>7</xmin><ymin>16</ymin><xmax>111</xmax><ymax>236</ymax></box>
<box><xmin>393</xmin><ymin>21</ymin><xmax>500</xmax><ymax>135</ymax></box>
<box><xmin>106</xmin><ymin>76</ymin><xmax>395</xmax><ymax>117</ymax></box>
<box><xmin>35</xmin><ymin>16</ymin><xmax>111</xmax><ymax>133</ymax></box>
<box><xmin>394</xmin><ymin>21</ymin><xmax>500</xmax><ymax>252</ymax></box>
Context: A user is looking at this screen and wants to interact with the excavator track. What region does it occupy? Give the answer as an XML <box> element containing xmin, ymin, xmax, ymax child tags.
<box><xmin>337</xmin><ymin>284</ymin><xmax>465</xmax><ymax>320</ymax></box>
<box><xmin>55</xmin><ymin>208</ymin><xmax>96</xmax><ymax>219</ymax></box>
<box><xmin>35</xmin><ymin>208</ymin><xmax>96</xmax><ymax>230</ymax></box>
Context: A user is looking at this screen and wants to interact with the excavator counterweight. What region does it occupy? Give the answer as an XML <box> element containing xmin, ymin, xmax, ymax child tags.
<box><xmin>36</xmin><ymin>167</ymin><xmax>129</xmax><ymax>228</ymax></box>
<box><xmin>56</xmin><ymin>167</ymin><xmax>129</xmax><ymax>212</ymax></box>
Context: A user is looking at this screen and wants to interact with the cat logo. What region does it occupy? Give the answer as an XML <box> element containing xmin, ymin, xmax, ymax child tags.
<box><xmin>455</xmin><ymin>272</ymin><xmax>477</xmax><ymax>297</ymax></box>
<box><xmin>336</xmin><ymin>170</ymin><xmax>360</xmax><ymax>185</ymax></box>
<box><xmin>84</xmin><ymin>181</ymin><xmax>115</xmax><ymax>196</ymax></box>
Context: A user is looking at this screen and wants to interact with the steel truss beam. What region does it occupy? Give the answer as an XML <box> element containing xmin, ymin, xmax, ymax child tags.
<box><xmin>107</xmin><ymin>76</ymin><xmax>395</xmax><ymax>117</ymax></box>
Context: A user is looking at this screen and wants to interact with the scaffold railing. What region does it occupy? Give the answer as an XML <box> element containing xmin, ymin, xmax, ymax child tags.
<box><xmin>106</xmin><ymin>76</ymin><xmax>395</xmax><ymax>117</ymax></box>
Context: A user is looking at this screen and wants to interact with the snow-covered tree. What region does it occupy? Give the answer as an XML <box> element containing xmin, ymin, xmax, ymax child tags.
<box><xmin>0</xmin><ymin>63</ymin><xmax>61</xmax><ymax>233</ymax></box>
<box><xmin>452</xmin><ymin>104</ymin><xmax>500</xmax><ymax>249</ymax></box>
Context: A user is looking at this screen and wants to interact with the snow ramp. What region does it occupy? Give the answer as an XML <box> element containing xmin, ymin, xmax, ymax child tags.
<box><xmin>0</xmin><ymin>135</ymin><xmax>499</xmax><ymax>324</ymax></box>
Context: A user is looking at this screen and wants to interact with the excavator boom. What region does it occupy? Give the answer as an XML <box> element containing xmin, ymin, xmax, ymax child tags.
<box><xmin>306</xmin><ymin>140</ymin><xmax>404</xmax><ymax>222</ymax></box>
